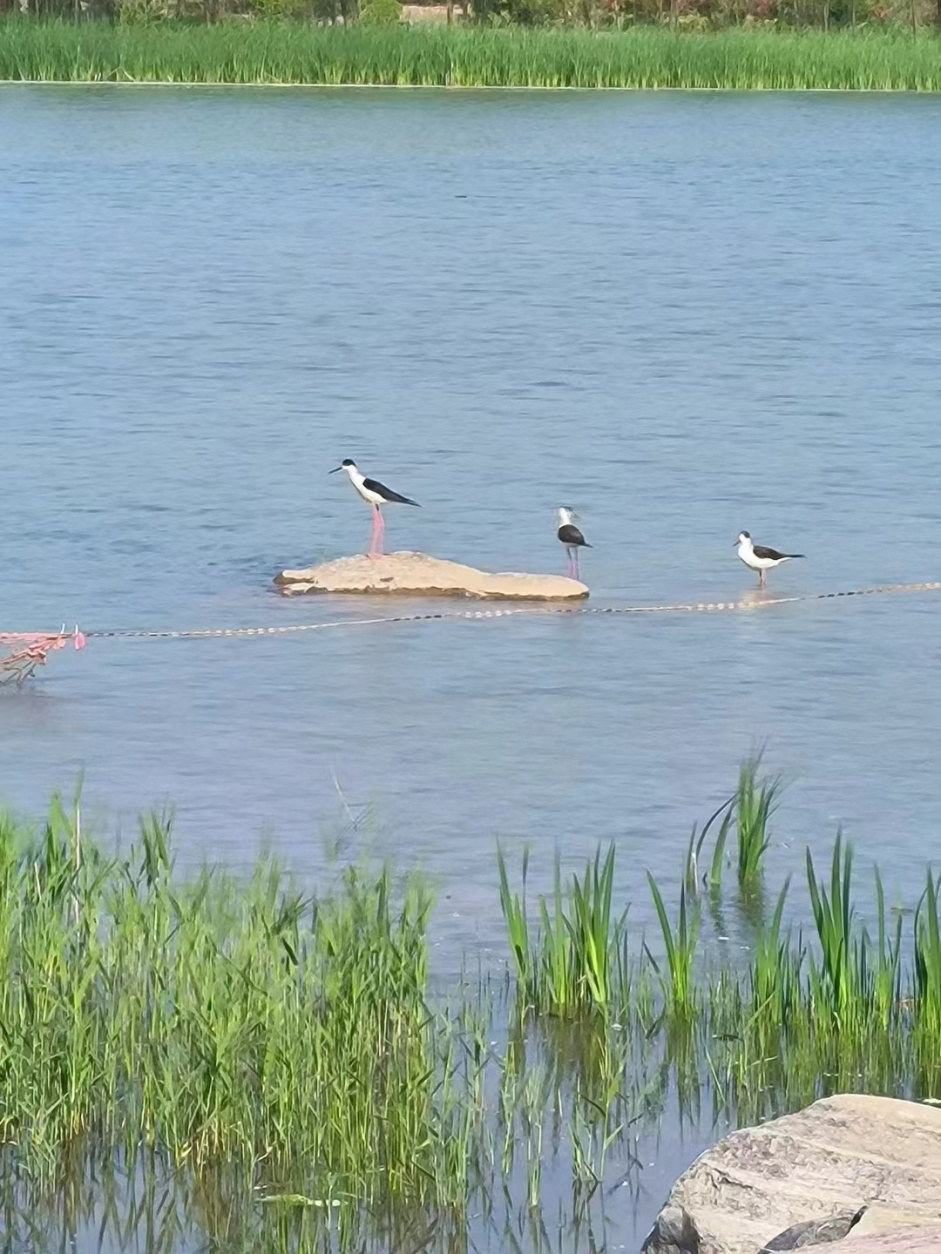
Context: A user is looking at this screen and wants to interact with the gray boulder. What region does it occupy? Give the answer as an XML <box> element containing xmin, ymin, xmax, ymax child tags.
<box><xmin>644</xmin><ymin>1095</ymin><xmax>941</xmax><ymax>1254</ymax></box>
<box><xmin>839</xmin><ymin>1229</ymin><xmax>941</xmax><ymax>1252</ymax></box>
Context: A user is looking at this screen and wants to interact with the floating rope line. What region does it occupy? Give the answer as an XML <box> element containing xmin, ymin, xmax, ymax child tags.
<box><xmin>0</xmin><ymin>630</ymin><xmax>86</xmax><ymax>686</ymax></box>
<box><xmin>75</xmin><ymin>579</ymin><xmax>941</xmax><ymax>644</ymax></box>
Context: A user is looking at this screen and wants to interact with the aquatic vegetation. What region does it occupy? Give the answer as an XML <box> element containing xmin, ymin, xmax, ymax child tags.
<box><xmin>1</xmin><ymin>22</ymin><xmax>941</xmax><ymax>91</ymax></box>
<box><xmin>686</xmin><ymin>792</ymin><xmax>735</xmax><ymax>893</ymax></box>
<box><xmin>0</xmin><ymin>799</ymin><xmax>451</xmax><ymax>1203</ymax></box>
<box><xmin>647</xmin><ymin>871</ymin><xmax>701</xmax><ymax>1021</ymax></box>
<box><xmin>7</xmin><ymin>767</ymin><xmax>941</xmax><ymax>1250</ymax></box>
<box><xmin>806</xmin><ymin>831</ymin><xmax>864</xmax><ymax>1024</ymax></box>
<box><xmin>914</xmin><ymin>870</ymin><xmax>941</xmax><ymax>1042</ymax></box>
<box><xmin>686</xmin><ymin>752</ymin><xmax>780</xmax><ymax>894</ymax></box>
<box><xmin>495</xmin><ymin>769</ymin><xmax>941</xmax><ymax>1110</ymax></box>
<box><xmin>498</xmin><ymin>844</ymin><xmax>628</xmax><ymax>1018</ymax></box>
<box><xmin>734</xmin><ymin>753</ymin><xmax>780</xmax><ymax>889</ymax></box>
<box><xmin>0</xmin><ymin>798</ymin><xmax>653</xmax><ymax>1253</ymax></box>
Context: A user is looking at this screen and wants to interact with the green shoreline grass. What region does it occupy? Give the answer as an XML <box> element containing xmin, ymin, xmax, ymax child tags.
<box><xmin>1</xmin><ymin>22</ymin><xmax>941</xmax><ymax>89</ymax></box>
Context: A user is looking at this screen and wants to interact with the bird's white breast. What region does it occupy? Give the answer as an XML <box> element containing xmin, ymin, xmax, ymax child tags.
<box><xmin>737</xmin><ymin>543</ymin><xmax>787</xmax><ymax>571</ymax></box>
<box><xmin>354</xmin><ymin>481</ymin><xmax>385</xmax><ymax>507</ymax></box>
<box><xmin>345</xmin><ymin>467</ymin><xmax>383</xmax><ymax>507</ymax></box>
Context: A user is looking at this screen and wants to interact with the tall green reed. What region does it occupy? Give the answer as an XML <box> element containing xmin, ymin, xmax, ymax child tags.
<box><xmin>498</xmin><ymin>845</ymin><xmax>628</xmax><ymax>1019</ymax></box>
<box><xmin>647</xmin><ymin>871</ymin><xmax>700</xmax><ymax>1021</ymax></box>
<box><xmin>687</xmin><ymin>753</ymin><xmax>781</xmax><ymax>895</ymax></box>
<box><xmin>805</xmin><ymin>831</ymin><xmax>862</xmax><ymax>1025</ymax></box>
<box><xmin>686</xmin><ymin>793</ymin><xmax>734</xmax><ymax>893</ymax></box>
<box><xmin>10</xmin><ymin>772</ymin><xmax>941</xmax><ymax>1247</ymax></box>
<box><xmin>734</xmin><ymin>754</ymin><xmax>781</xmax><ymax>890</ymax></box>
<box><xmin>1</xmin><ymin>22</ymin><xmax>941</xmax><ymax>91</ymax></box>
<box><xmin>0</xmin><ymin>799</ymin><xmax>454</xmax><ymax>1206</ymax></box>
<box><xmin>914</xmin><ymin>871</ymin><xmax>941</xmax><ymax>1041</ymax></box>
<box><xmin>869</xmin><ymin>866</ymin><xmax>903</xmax><ymax>1032</ymax></box>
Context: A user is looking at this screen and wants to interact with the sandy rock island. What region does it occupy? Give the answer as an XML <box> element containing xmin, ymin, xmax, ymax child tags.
<box><xmin>274</xmin><ymin>552</ymin><xmax>589</xmax><ymax>600</ymax></box>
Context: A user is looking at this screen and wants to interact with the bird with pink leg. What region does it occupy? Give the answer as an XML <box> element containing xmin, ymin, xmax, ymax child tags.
<box><xmin>557</xmin><ymin>507</ymin><xmax>591</xmax><ymax>580</ymax></box>
<box><xmin>330</xmin><ymin>459</ymin><xmax>420</xmax><ymax>558</ymax></box>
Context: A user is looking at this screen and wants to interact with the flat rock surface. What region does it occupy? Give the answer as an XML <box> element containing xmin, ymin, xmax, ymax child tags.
<box><xmin>275</xmin><ymin>552</ymin><xmax>589</xmax><ymax>601</ymax></box>
<box><xmin>644</xmin><ymin>1095</ymin><xmax>941</xmax><ymax>1254</ymax></box>
<box><xmin>841</xmin><ymin>1228</ymin><xmax>941</xmax><ymax>1252</ymax></box>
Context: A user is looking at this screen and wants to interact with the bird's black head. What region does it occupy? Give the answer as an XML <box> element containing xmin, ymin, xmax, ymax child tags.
<box><xmin>329</xmin><ymin>458</ymin><xmax>357</xmax><ymax>475</ymax></box>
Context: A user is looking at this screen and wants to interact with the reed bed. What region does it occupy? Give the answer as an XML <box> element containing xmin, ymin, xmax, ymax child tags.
<box><xmin>497</xmin><ymin>762</ymin><xmax>941</xmax><ymax>1114</ymax></box>
<box><xmin>1</xmin><ymin>22</ymin><xmax>941</xmax><ymax>90</ymax></box>
<box><xmin>0</xmin><ymin>799</ymin><xmax>466</xmax><ymax>1204</ymax></box>
<box><xmin>0</xmin><ymin>795</ymin><xmax>654</xmax><ymax>1252</ymax></box>
<box><xmin>4</xmin><ymin>768</ymin><xmax>941</xmax><ymax>1249</ymax></box>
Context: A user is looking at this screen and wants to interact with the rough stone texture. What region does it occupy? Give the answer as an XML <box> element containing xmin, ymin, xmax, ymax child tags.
<box><xmin>641</xmin><ymin>1204</ymin><xmax>701</xmax><ymax>1253</ymax></box>
<box><xmin>840</xmin><ymin>1228</ymin><xmax>941</xmax><ymax>1252</ymax></box>
<box><xmin>274</xmin><ymin>552</ymin><xmax>589</xmax><ymax>600</ymax></box>
<box><xmin>643</xmin><ymin>1095</ymin><xmax>941</xmax><ymax>1254</ymax></box>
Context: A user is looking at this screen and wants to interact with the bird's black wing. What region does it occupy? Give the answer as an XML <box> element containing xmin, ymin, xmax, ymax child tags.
<box><xmin>558</xmin><ymin>524</ymin><xmax>590</xmax><ymax>548</ymax></box>
<box><xmin>751</xmin><ymin>544</ymin><xmax>788</xmax><ymax>561</ymax></box>
<box><xmin>364</xmin><ymin>477</ymin><xmax>420</xmax><ymax>507</ymax></box>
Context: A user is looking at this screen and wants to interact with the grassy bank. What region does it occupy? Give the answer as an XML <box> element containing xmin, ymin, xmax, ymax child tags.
<box><xmin>3</xmin><ymin>771</ymin><xmax>941</xmax><ymax>1248</ymax></box>
<box><xmin>1</xmin><ymin>21</ymin><xmax>941</xmax><ymax>89</ymax></box>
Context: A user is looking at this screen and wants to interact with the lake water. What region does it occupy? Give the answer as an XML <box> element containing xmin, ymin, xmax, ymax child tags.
<box><xmin>3</xmin><ymin>85</ymin><xmax>941</xmax><ymax>946</ymax></box>
<box><xmin>1</xmin><ymin>84</ymin><xmax>941</xmax><ymax>1247</ymax></box>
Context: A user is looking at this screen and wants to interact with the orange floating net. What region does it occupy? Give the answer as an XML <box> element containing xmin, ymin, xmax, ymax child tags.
<box><xmin>0</xmin><ymin>630</ymin><xmax>85</xmax><ymax>686</ymax></box>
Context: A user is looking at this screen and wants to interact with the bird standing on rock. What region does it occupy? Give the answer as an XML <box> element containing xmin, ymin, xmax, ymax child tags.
<box><xmin>557</xmin><ymin>508</ymin><xmax>591</xmax><ymax>581</ymax></box>
<box><xmin>330</xmin><ymin>459</ymin><xmax>420</xmax><ymax>559</ymax></box>
<box><xmin>735</xmin><ymin>531</ymin><xmax>805</xmax><ymax>587</ymax></box>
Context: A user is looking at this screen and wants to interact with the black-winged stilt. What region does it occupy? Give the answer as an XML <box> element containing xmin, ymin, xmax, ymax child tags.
<box><xmin>735</xmin><ymin>531</ymin><xmax>804</xmax><ymax>587</ymax></box>
<box><xmin>330</xmin><ymin>459</ymin><xmax>420</xmax><ymax>558</ymax></box>
<box><xmin>557</xmin><ymin>508</ymin><xmax>591</xmax><ymax>580</ymax></box>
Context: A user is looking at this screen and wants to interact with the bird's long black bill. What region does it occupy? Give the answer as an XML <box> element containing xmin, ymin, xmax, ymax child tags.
<box><xmin>328</xmin><ymin>466</ymin><xmax>342</xmax><ymax>474</ymax></box>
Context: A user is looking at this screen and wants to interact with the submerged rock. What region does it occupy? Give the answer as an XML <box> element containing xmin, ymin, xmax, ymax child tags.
<box><xmin>644</xmin><ymin>1095</ymin><xmax>941</xmax><ymax>1254</ymax></box>
<box><xmin>274</xmin><ymin>552</ymin><xmax>589</xmax><ymax>600</ymax></box>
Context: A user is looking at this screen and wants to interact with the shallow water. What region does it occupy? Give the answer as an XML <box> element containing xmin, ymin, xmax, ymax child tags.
<box><xmin>1</xmin><ymin>84</ymin><xmax>941</xmax><ymax>1243</ymax></box>
<box><xmin>0</xmin><ymin>1091</ymin><xmax>719</xmax><ymax>1254</ymax></box>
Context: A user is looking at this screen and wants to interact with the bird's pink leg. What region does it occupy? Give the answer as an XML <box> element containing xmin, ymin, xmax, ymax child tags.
<box><xmin>368</xmin><ymin>508</ymin><xmax>380</xmax><ymax>558</ymax></box>
<box><xmin>375</xmin><ymin>509</ymin><xmax>385</xmax><ymax>557</ymax></box>
<box><xmin>573</xmin><ymin>550</ymin><xmax>580</xmax><ymax>581</ymax></box>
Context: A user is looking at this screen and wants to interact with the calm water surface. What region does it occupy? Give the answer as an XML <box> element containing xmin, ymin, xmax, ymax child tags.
<box><xmin>3</xmin><ymin>86</ymin><xmax>941</xmax><ymax>947</ymax></box>
<box><xmin>2</xmin><ymin>83</ymin><xmax>941</xmax><ymax>1252</ymax></box>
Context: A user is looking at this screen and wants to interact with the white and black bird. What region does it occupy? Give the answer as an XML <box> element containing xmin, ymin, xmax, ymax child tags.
<box><xmin>735</xmin><ymin>531</ymin><xmax>804</xmax><ymax>587</ymax></box>
<box><xmin>330</xmin><ymin>459</ymin><xmax>420</xmax><ymax>558</ymax></box>
<box><xmin>557</xmin><ymin>508</ymin><xmax>591</xmax><ymax>581</ymax></box>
